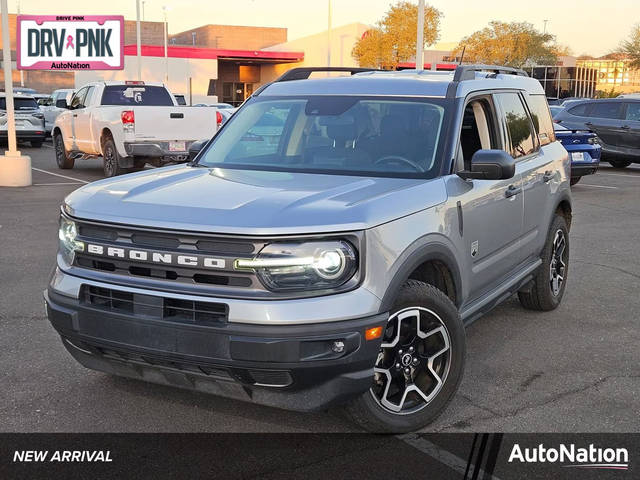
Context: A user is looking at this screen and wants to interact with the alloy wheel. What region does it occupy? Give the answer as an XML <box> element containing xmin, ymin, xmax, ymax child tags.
<box><xmin>104</xmin><ymin>145</ymin><xmax>116</xmax><ymax>176</ymax></box>
<box><xmin>549</xmin><ymin>229</ymin><xmax>567</xmax><ymax>296</ymax></box>
<box><xmin>370</xmin><ymin>306</ymin><xmax>452</xmax><ymax>414</ymax></box>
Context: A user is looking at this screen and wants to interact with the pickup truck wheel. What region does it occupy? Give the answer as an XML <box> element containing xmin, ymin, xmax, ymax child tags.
<box><xmin>53</xmin><ymin>132</ymin><xmax>74</xmax><ymax>169</ymax></box>
<box><xmin>344</xmin><ymin>280</ymin><xmax>465</xmax><ymax>433</ymax></box>
<box><xmin>609</xmin><ymin>160</ymin><xmax>631</xmax><ymax>169</ymax></box>
<box><xmin>103</xmin><ymin>138</ymin><xmax>125</xmax><ymax>177</ymax></box>
<box><xmin>518</xmin><ymin>214</ymin><xmax>569</xmax><ymax>311</ymax></box>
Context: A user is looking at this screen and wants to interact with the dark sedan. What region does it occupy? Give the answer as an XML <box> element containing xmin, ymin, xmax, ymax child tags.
<box><xmin>553</xmin><ymin>98</ymin><xmax>640</xmax><ymax>168</ymax></box>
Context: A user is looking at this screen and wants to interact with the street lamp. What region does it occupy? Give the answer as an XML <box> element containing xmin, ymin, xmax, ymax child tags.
<box><xmin>0</xmin><ymin>0</ymin><xmax>31</xmax><ymax>186</ymax></box>
<box><xmin>162</xmin><ymin>5</ymin><xmax>169</xmax><ymax>84</ymax></box>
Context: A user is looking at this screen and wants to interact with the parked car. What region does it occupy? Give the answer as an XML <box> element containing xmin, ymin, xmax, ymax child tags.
<box><xmin>554</xmin><ymin>124</ymin><xmax>601</xmax><ymax>185</ymax></box>
<box><xmin>0</xmin><ymin>93</ymin><xmax>46</xmax><ymax>147</ymax></box>
<box><xmin>553</xmin><ymin>98</ymin><xmax>640</xmax><ymax>168</ymax></box>
<box><xmin>46</xmin><ymin>65</ymin><xmax>572</xmax><ymax>433</ymax></box>
<box><xmin>52</xmin><ymin>81</ymin><xmax>218</xmax><ymax>177</ymax></box>
<box><xmin>39</xmin><ymin>88</ymin><xmax>75</xmax><ymax>135</ymax></box>
<box><xmin>549</xmin><ymin>105</ymin><xmax>564</xmax><ymax>118</ymax></box>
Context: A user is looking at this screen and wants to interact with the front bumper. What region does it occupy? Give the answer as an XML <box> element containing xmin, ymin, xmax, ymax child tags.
<box><xmin>45</xmin><ymin>274</ymin><xmax>387</xmax><ymax>411</ymax></box>
<box><xmin>123</xmin><ymin>141</ymin><xmax>195</xmax><ymax>163</ymax></box>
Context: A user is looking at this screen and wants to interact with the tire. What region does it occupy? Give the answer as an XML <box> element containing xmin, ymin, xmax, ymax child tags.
<box><xmin>569</xmin><ymin>177</ymin><xmax>581</xmax><ymax>186</ymax></box>
<box><xmin>343</xmin><ymin>280</ymin><xmax>465</xmax><ymax>433</ymax></box>
<box><xmin>609</xmin><ymin>160</ymin><xmax>631</xmax><ymax>169</ymax></box>
<box><xmin>53</xmin><ymin>132</ymin><xmax>74</xmax><ymax>169</ymax></box>
<box><xmin>518</xmin><ymin>214</ymin><xmax>569</xmax><ymax>311</ymax></box>
<box><xmin>31</xmin><ymin>140</ymin><xmax>43</xmax><ymax>148</ymax></box>
<box><xmin>102</xmin><ymin>137</ymin><xmax>126</xmax><ymax>177</ymax></box>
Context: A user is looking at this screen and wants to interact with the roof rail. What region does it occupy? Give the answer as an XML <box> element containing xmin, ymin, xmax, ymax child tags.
<box><xmin>452</xmin><ymin>64</ymin><xmax>528</xmax><ymax>82</ymax></box>
<box><xmin>274</xmin><ymin>67</ymin><xmax>383</xmax><ymax>82</ymax></box>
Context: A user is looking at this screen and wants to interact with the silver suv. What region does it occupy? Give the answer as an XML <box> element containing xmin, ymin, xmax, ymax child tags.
<box><xmin>46</xmin><ymin>66</ymin><xmax>572</xmax><ymax>433</ymax></box>
<box><xmin>0</xmin><ymin>93</ymin><xmax>46</xmax><ymax>147</ymax></box>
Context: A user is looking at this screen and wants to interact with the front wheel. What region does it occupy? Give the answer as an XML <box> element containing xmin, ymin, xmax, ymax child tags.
<box><xmin>53</xmin><ymin>132</ymin><xmax>74</xmax><ymax>169</ymax></box>
<box><xmin>609</xmin><ymin>160</ymin><xmax>631</xmax><ymax>169</ymax></box>
<box><xmin>102</xmin><ymin>137</ymin><xmax>126</xmax><ymax>177</ymax></box>
<box><xmin>344</xmin><ymin>280</ymin><xmax>465</xmax><ymax>433</ymax></box>
<box><xmin>518</xmin><ymin>214</ymin><xmax>569</xmax><ymax>311</ymax></box>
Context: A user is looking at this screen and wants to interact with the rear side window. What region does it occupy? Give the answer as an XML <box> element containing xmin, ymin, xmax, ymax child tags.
<box><xmin>101</xmin><ymin>85</ymin><xmax>174</xmax><ymax>106</ymax></box>
<box><xmin>495</xmin><ymin>93</ymin><xmax>535</xmax><ymax>158</ymax></box>
<box><xmin>567</xmin><ymin>103</ymin><xmax>589</xmax><ymax>116</ymax></box>
<box><xmin>625</xmin><ymin>102</ymin><xmax>640</xmax><ymax>121</ymax></box>
<box><xmin>527</xmin><ymin>94</ymin><xmax>556</xmax><ymax>146</ymax></box>
<box><xmin>589</xmin><ymin>102</ymin><xmax>623</xmax><ymax>119</ymax></box>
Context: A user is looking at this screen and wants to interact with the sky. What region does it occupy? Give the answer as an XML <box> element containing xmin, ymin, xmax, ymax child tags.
<box><xmin>7</xmin><ymin>0</ymin><xmax>640</xmax><ymax>57</ymax></box>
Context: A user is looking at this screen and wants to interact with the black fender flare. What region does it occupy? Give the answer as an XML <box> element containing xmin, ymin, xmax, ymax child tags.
<box><xmin>379</xmin><ymin>239</ymin><xmax>464</xmax><ymax>313</ymax></box>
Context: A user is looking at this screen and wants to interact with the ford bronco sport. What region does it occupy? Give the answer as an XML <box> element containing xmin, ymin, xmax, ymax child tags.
<box><xmin>46</xmin><ymin>66</ymin><xmax>572</xmax><ymax>433</ymax></box>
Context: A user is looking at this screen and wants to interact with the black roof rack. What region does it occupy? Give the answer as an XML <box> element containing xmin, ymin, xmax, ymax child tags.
<box><xmin>274</xmin><ymin>67</ymin><xmax>384</xmax><ymax>82</ymax></box>
<box><xmin>452</xmin><ymin>64</ymin><xmax>529</xmax><ymax>82</ymax></box>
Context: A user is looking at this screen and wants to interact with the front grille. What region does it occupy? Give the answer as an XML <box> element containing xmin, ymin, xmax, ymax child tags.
<box><xmin>73</xmin><ymin>221</ymin><xmax>263</xmax><ymax>291</ymax></box>
<box><xmin>82</xmin><ymin>285</ymin><xmax>228</xmax><ymax>325</ymax></box>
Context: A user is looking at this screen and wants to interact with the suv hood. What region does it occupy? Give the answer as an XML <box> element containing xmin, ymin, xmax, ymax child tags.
<box><xmin>65</xmin><ymin>166</ymin><xmax>448</xmax><ymax>235</ymax></box>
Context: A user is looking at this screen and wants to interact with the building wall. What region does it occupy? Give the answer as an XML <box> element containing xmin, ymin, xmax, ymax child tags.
<box><xmin>577</xmin><ymin>58</ymin><xmax>640</xmax><ymax>93</ymax></box>
<box><xmin>124</xmin><ymin>20</ymin><xmax>165</xmax><ymax>46</ymax></box>
<box><xmin>170</xmin><ymin>25</ymin><xmax>287</xmax><ymax>50</ymax></box>
<box><xmin>260</xmin><ymin>23</ymin><xmax>369</xmax><ymax>84</ymax></box>
<box><xmin>75</xmin><ymin>55</ymin><xmax>219</xmax><ymax>105</ymax></box>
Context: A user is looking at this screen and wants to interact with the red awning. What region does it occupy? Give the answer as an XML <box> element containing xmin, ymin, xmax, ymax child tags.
<box><xmin>124</xmin><ymin>44</ymin><xmax>303</xmax><ymax>63</ymax></box>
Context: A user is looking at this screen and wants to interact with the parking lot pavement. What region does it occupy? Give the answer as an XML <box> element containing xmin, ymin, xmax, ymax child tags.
<box><xmin>1</xmin><ymin>143</ymin><xmax>639</xmax><ymax>432</ymax></box>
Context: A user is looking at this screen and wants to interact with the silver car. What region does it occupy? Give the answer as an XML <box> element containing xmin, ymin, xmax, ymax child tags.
<box><xmin>0</xmin><ymin>93</ymin><xmax>45</xmax><ymax>147</ymax></box>
<box><xmin>46</xmin><ymin>66</ymin><xmax>571</xmax><ymax>433</ymax></box>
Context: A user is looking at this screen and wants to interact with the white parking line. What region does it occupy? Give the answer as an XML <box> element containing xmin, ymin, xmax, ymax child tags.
<box><xmin>579</xmin><ymin>184</ymin><xmax>618</xmax><ymax>189</ymax></box>
<box><xmin>34</xmin><ymin>182</ymin><xmax>84</xmax><ymax>186</ymax></box>
<box><xmin>31</xmin><ymin>167</ymin><xmax>89</xmax><ymax>184</ymax></box>
<box><xmin>598</xmin><ymin>172</ymin><xmax>640</xmax><ymax>178</ymax></box>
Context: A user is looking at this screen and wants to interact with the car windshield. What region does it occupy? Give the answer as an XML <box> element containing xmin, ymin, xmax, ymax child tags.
<box><xmin>197</xmin><ymin>96</ymin><xmax>447</xmax><ymax>178</ymax></box>
<box><xmin>0</xmin><ymin>97</ymin><xmax>39</xmax><ymax>110</ymax></box>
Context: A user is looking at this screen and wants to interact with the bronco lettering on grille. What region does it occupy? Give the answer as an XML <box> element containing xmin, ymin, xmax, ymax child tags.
<box><xmin>85</xmin><ymin>243</ymin><xmax>226</xmax><ymax>269</ymax></box>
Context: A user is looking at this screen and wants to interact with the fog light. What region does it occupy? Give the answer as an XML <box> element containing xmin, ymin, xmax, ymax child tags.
<box><xmin>331</xmin><ymin>340</ymin><xmax>345</xmax><ymax>353</ymax></box>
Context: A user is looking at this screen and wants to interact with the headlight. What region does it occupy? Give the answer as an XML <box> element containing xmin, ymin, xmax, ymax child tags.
<box><xmin>58</xmin><ymin>217</ymin><xmax>84</xmax><ymax>263</ymax></box>
<box><xmin>236</xmin><ymin>240</ymin><xmax>357</xmax><ymax>291</ymax></box>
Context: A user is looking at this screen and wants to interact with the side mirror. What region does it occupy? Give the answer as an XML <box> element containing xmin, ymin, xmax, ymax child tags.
<box><xmin>188</xmin><ymin>139</ymin><xmax>208</xmax><ymax>161</ymax></box>
<box><xmin>458</xmin><ymin>150</ymin><xmax>516</xmax><ymax>181</ymax></box>
<box><xmin>55</xmin><ymin>99</ymin><xmax>68</xmax><ymax>109</ymax></box>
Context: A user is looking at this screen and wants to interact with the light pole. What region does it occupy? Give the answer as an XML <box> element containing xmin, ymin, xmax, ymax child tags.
<box><xmin>142</xmin><ymin>0</ymin><xmax>146</xmax><ymax>21</ymax></box>
<box><xmin>162</xmin><ymin>6</ymin><xmax>169</xmax><ymax>84</ymax></box>
<box><xmin>327</xmin><ymin>0</ymin><xmax>332</xmax><ymax>68</ymax></box>
<box><xmin>136</xmin><ymin>0</ymin><xmax>142</xmax><ymax>81</ymax></box>
<box><xmin>416</xmin><ymin>0</ymin><xmax>425</xmax><ymax>71</ymax></box>
<box><xmin>0</xmin><ymin>0</ymin><xmax>31</xmax><ymax>186</ymax></box>
<box><xmin>543</xmin><ymin>19</ymin><xmax>549</xmax><ymax>35</ymax></box>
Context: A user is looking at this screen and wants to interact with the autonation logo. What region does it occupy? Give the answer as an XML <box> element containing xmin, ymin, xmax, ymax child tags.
<box><xmin>509</xmin><ymin>443</ymin><xmax>629</xmax><ymax>470</ymax></box>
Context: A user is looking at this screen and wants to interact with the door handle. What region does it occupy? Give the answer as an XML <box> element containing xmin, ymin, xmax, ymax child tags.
<box><xmin>585</xmin><ymin>122</ymin><xmax>593</xmax><ymax>126</ymax></box>
<box><xmin>543</xmin><ymin>170</ymin><xmax>554</xmax><ymax>183</ymax></box>
<box><xmin>505</xmin><ymin>185</ymin><xmax>522</xmax><ymax>198</ymax></box>
<box><xmin>72</xmin><ymin>114</ymin><xmax>78</xmax><ymax>117</ymax></box>
<box><xmin>621</xmin><ymin>125</ymin><xmax>631</xmax><ymax>130</ymax></box>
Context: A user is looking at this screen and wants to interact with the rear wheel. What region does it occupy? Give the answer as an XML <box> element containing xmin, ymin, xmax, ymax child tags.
<box><xmin>344</xmin><ymin>280</ymin><xmax>465</xmax><ymax>433</ymax></box>
<box><xmin>570</xmin><ymin>177</ymin><xmax>581</xmax><ymax>186</ymax></box>
<box><xmin>518</xmin><ymin>214</ymin><xmax>569</xmax><ymax>311</ymax></box>
<box><xmin>102</xmin><ymin>137</ymin><xmax>126</xmax><ymax>177</ymax></box>
<box><xmin>609</xmin><ymin>160</ymin><xmax>631</xmax><ymax>169</ymax></box>
<box><xmin>53</xmin><ymin>132</ymin><xmax>74</xmax><ymax>169</ymax></box>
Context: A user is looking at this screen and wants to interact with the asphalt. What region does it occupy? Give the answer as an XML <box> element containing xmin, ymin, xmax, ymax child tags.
<box><xmin>1</xmin><ymin>143</ymin><xmax>639</xmax><ymax>433</ymax></box>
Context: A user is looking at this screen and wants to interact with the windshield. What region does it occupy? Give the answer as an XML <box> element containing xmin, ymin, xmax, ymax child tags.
<box><xmin>101</xmin><ymin>85</ymin><xmax>174</xmax><ymax>106</ymax></box>
<box><xmin>197</xmin><ymin>96</ymin><xmax>447</xmax><ymax>178</ymax></box>
<box><xmin>0</xmin><ymin>97</ymin><xmax>39</xmax><ymax>110</ymax></box>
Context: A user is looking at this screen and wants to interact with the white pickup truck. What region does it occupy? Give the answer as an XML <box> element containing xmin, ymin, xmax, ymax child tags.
<box><xmin>52</xmin><ymin>81</ymin><xmax>217</xmax><ymax>177</ymax></box>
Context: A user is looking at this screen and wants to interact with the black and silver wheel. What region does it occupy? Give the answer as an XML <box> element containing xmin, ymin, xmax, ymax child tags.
<box><xmin>344</xmin><ymin>281</ymin><xmax>465</xmax><ymax>433</ymax></box>
<box><xmin>518</xmin><ymin>214</ymin><xmax>569</xmax><ymax>311</ymax></box>
<box><xmin>102</xmin><ymin>137</ymin><xmax>125</xmax><ymax>177</ymax></box>
<box><xmin>53</xmin><ymin>132</ymin><xmax>74</xmax><ymax>169</ymax></box>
